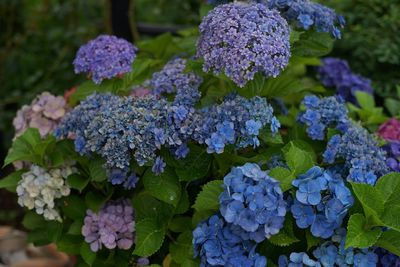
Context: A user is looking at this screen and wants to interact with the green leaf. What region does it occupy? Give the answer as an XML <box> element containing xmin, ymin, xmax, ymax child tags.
<box><xmin>345</xmin><ymin>213</ymin><xmax>382</xmax><ymax>249</ymax></box>
<box><xmin>385</xmin><ymin>98</ymin><xmax>400</xmax><ymax>116</ymax></box>
<box><xmin>81</xmin><ymin>242</ymin><xmax>96</xmax><ymax>266</ymax></box>
<box><xmin>4</xmin><ymin>128</ymin><xmax>42</xmax><ymax>166</ymax></box>
<box><xmin>89</xmin><ymin>157</ymin><xmax>108</xmax><ymax>182</ymax></box>
<box><xmin>132</xmin><ymin>193</ymin><xmax>174</xmax><ymax>225</ymax></box>
<box><xmin>351</xmin><ymin>173</ymin><xmax>400</xmax><ymax>231</ymax></box>
<box><xmin>192</xmin><ymin>180</ymin><xmax>223</xmax><ymax>212</ymax></box>
<box><xmin>170</xmin><ymin>231</ymin><xmax>194</xmax><ymax>264</ymax></box>
<box><xmin>85</xmin><ymin>191</ymin><xmax>109</xmax><ymax>212</ymax></box>
<box><xmin>283</xmin><ymin>142</ymin><xmax>314</xmax><ymax>176</ymax></box>
<box><xmin>143</xmin><ymin>167</ymin><xmax>181</xmax><ymax>207</ymax></box>
<box><xmin>56</xmin><ymin>235</ymin><xmax>83</xmax><ymax>254</ymax></box>
<box><xmin>306</xmin><ymin>231</ymin><xmax>321</xmax><ymax>250</ymax></box>
<box><xmin>67</xmin><ymin>174</ymin><xmax>89</xmax><ymax>192</ymax></box>
<box><xmin>238</xmin><ymin>72</ymin><xmax>307</xmax><ymax>98</ymax></box>
<box><xmin>173</xmin><ymin>144</ymin><xmax>212</xmax><ymax>182</ymax></box>
<box><xmin>175</xmin><ymin>189</ymin><xmax>190</xmax><ymax>214</ymax></box>
<box><xmin>133</xmin><ymin>218</ymin><xmax>165</xmax><ymax>257</ymax></box>
<box><xmin>292</xmin><ymin>31</ymin><xmax>334</xmax><ymax>57</ymax></box>
<box><xmin>351</xmin><ymin>183</ymin><xmax>384</xmax><ymax>226</ymax></box>
<box><xmin>169</xmin><ymin>216</ymin><xmax>192</xmax><ymax>233</ymax></box>
<box><xmin>68</xmin><ymin>220</ymin><xmax>84</xmax><ymax>235</ymax></box>
<box><xmin>375</xmin><ymin>230</ymin><xmax>400</xmax><ymax>256</ymax></box>
<box><xmin>62</xmin><ymin>195</ymin><xmax>87</xmax><ymax>220</ymax></box>
<box><xmin>69</xmin><ymin>80</ymin><xmax>114</xmax><ymax>105</ymax></box>
<box><xmin>269</xmin><ymin>167</ymin><xmax>294</xmax><ymax>192</ymax></box>
<box><xmin>0</xmin><ymin>170</ymin><xmax>25</xmax><ymax>192</ymax></box>
<box><xmin>269</xmin><ymin>217</ymin><xmax>300</xmax><ymax>247</ymax></box>
<box><xmin>23</xmin><ymin>211</ymin><xmax>46</xmax><ymax>230</ymax></box>
<box><xmin>355</xmin><ymin>91</ymin><xmax>375</xmax><ymax>111</ymax></box>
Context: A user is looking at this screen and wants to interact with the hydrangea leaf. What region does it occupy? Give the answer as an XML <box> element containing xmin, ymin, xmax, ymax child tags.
<box><xmin>22</xmin><ymin>211</ymin><xmax>46</xmax><ymax>230</ymax></box>
<box><xmin>355</xmin><ymin>91</ymin><xmax>375</xmax><ymax>111</ymax></box>
<box><xmin>345</xmin><ymin>213</ymin><xmax>382</xmax><ymax>249</ymax></box>
<box><xmin>56</xmin><ymin>235</ymin><xmax>82</xmax><ymax>254</ymax></box>
<box><xmin>88</xmin><ymin>157</ymin><xmax>108</xmax><ymax>182</ymax></box>
<box><xmin>169</xmin><ymin>216</ymin><xmax>192</xmax><ymax>233</ymax></box>
<box><xmin>306</xmin><ymin>230</ymin><xmax>321</xmax><ymax>250</ymax></box>
<box><xmin>351</xmin><ymin>183</ymin><xmax>384</xmax><ymax>227</ymax></box>
<box><xmin>4</xmin><ymin>128</ymin><xmax>45</xmax><ymax>166</ymax></box>
<box><xmin>375</xmin><ymin>230</ymin><xmax>400</xmax><ymax>256</ymax></box>
<box><xmin>269</xmin><ymin>167</ymin><xmax>294</xmax><ymax>192</ymax></box>
<box><xmin>283</xmin><ymin>142</ymin><xmax>315</xmax><ymax>176</ymax></box>
<box><xmin>269</xmin><ymin>217</ymin><xmax>300</xmax><ymax>247</ymax></box>
<box><xmin>67</xmin><ymin>174</ymin><xmax>89</xmax><ymax>192</ymax></box>
<box><xmin>143</xmin><ymin>167</ymin><xmax>181</xmax><ymax>207</ymax></box>
<box><xmin>292</xmin><ymin>31</ymin><xmax>334</xmax><ymax>57</ymax></box>
<box><xmin>351</xmin><ymin>172</ymin><xmax>400</xmax><ymax>231</ymax></box>
<box><xmin>81</xmin><ymin>242</ymin><xmax>96</xmax><ymax>266</ymax></box>
<box><xmin>169</xmin><ymin>231</ymin><xmax>194</xmax><ymax>264</ymax></box>
<box><xmin>84</xmin><ymin>191</ymin><xmax>110</xmax><ymax>213</ymax></box>
<box><xmin>172</xmin><ymin>144</ymin><xmax>212</xmax><ymax>182</ymax></box>
<box><xmin>174</xmin><ymin>189</ymin><xmax>189</xmax><ymax>214</ymax></box>
<box><xmin>62</xmin><ymin>195</ymin><xmax>87</xmax><ymax>220</ymax></box>
<box><xmin>192</xmin><ymin>180</ymin><xmax>223</xmax><ymax>212</ymax></box>
<box><xmin>133</xmin><ymin>218</ymin><xmax>165</xmax><ymax>257</ymax></box>
<box><xmin>132</xmin><ymin>193</ymin><xmax>174</xmax><ymax>225</ymax></box>
<box><xmin>0</xmin><ymin>170</ymin><xmax>25</xmax><ymax>192</ymax></box>
<box><xmin>67</xmin><ymin>220</ymin><xmax>83</xmax><ymax>235</ymax></box>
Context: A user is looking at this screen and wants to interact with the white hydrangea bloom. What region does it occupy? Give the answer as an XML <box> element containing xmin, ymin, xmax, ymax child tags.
<box><xmin>16</xmin><ymin>163</ymin><xmax>77</xmax><ymax>222</ymax></box>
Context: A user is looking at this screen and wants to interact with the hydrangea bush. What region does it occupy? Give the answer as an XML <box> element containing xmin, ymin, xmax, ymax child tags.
<box><xmin>1</xmin><ymin>1</ymin><xmax>400</xmax><ymax>266</ymax></box>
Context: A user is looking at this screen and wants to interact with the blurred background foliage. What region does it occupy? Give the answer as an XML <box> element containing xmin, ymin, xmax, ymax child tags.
<box><xmin>0</xmin><ymin>0</ymin><xmax>399</xmax><ymax>156</ymax></box>
<box><xmin>330</xmin><ymin>0</ymin><xmax>400</xmax><ymax>98</ymax></box>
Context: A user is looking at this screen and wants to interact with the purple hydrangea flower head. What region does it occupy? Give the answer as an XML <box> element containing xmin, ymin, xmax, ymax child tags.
<box><xmin>317</xmin><ymin>58</ymin><xmax>374</xmax><ymax>104</ymax></box>
<box><xmin>197</xmin><ymin>2</ymin><xmax>291</xmax><ymax>87</ymax></box>
<box><xmin>266</xmin><ymin>0</ymin><xmax>345</xmax><ymax>38</ymax></box>
<box><xmin>146</xmin><ymin>58</ymin><xmax>202</xmax><ymax>97</ymax></box>
<box><xmin>193</xmin><ymin>214</ymin><xmax>267</xmax><ymax>267</ymax></box>
<box><xmin>291</xmin><ymin>167</ymin><xmax>353</xmax><ymax>238</ymax></box>
<box><xmin>82</xmin><ymin>199</ymin><xmax>135</xmax><ymax>252</ymax></box>
<box><xmin>13</xmin><ymin>92</ymin><xmax>69</xmax><ymax>138</ymax></box>
<box><xmin>382</xmin><ymin>141</ymin><xmax>400</xmax><ymax>172</ymax></box>
<box><xmin>298</xmin><ymin>95</ymin><xmax>349</xmax><ymax>140</ymax></box>
<box><xmin>323</xmin><ymin>124</ymin><xmax>390</xmax><ymax>184</ymax></box>
<box><xmin>375</xmin><ymin>248</ymin><xmax>400</xmax><ymax>267</ymax></box>
<box><xmin>219</xmin><ymin>163</ymin><xmax>287</xmax><ymax>243</ymax></box>
<box><xmin>73</xmin><ymin>35</ymin><xmax>137</xmax><ymax>84</ymax></box>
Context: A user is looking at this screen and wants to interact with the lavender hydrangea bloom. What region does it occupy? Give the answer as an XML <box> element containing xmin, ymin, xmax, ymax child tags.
<box><xmin>193</xmin><ymin>214</ymin><xmax>267</xmax><ymax>267</ymax></box>
<box><xmin>317</xmin><ymin>58</ymin><xmax>374</xmax><ymax>104</ymax></box>
<box><xmin>82</xmin><ymin>199</ymin><xmax>135</xmax><ymax>252</ymax></box>
<box><xmin>323</xmin><ymin>124</ymin><xmax>390</xmax><ymax>185</ymax></box>
<box><xmin>13</xmin><ymin>92</ymin><xmax>69</xmax><ymax>138</ymax></box>
<box><xmin>73</xmin><ymin>35</ymin><xmax>137</xmax><ymax>84</ymax></box>
<box><xmin>197</xmin><ymin>2</ymin><xmax>290</xmax><ymax>87</ymax></box>
<box><xmin>146</xmin><ymin>58</ymin><xmax>202</xmax><ymax>97</ymax></box>
<box><xmin>298</xmin><ymin>95</ymin><xmax>349</xmax><ymax>140</ymax></box>
<box><xmin>382</xmin><ymin>142</ymin><xmax>400</xmax><ymax>172</ymax></box>
<box><xmin>291</xmin><ymin>167</ymin><xmax>353</xmax><ymax>238</ymax></box>
<box><xmin>265</xmin><ymin>0</ymin><xmax>345</xmax><ymax>38</ymax></box>
<box><xmin>219</xmin><ymin>163</ymin><xmax>287</xmax><ymax>243</ymax></box>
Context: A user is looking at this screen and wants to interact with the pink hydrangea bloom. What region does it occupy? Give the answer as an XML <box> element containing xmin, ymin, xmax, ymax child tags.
<box><xmin>13</xmin><ymin>92</ymin><xmax>69</xmax><ymax>138</ymax></box>
<box><xmin>378</xmin><ymin>118</ymin><xmax>400</xmax><ymax>141</ymax></box>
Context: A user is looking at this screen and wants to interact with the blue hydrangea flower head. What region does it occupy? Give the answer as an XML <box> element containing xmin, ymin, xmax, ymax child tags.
<box><xmin>278</xmin><ymin>252</ymin><xmax>321</xmax><ymax>267</ymax></box>
<box><xmin>73</xmin><ymin>35</ymin><xmax>137</xmax><ymax>84</ymax></box>
<box><xmin>317</xmin><ymin>58</ymin><xmax>374</xmax><ymax>105</ymax></box>
<box><xmin>219</xmin><ymin>163</ymin><xmax>287</xmax><ymax>243</ymax></box>
<box><xmin>298</xmin><ymin>95</ymin><xmax>349</xmax><ymax>140</ymax></box>
<box><xmin>193</xmin><ymin>214</ymin><xmax>267</xmax><ymax>267</ymax></box>
<box><xmin>266</xmin><ymin>0</ymin><xmax>345</xmax><ymax>38</ymax></box>
<box><xmin>291</xmin><ymin>167</ymin><xmax>353</xmax><ymax>238</ymax></box>
<box><xmin>375</xmin><ymin>248</ymin><xmax>400</xmax><ymax>267</ymax></box>
<box><xmin>323</xmin><ymin>124</ymin><xmax>390</xmax><ymax>185</ymax></box>
<box><xmin>152</xmin><ymin>156</ymin><xmax>166</xmax><ymax>175</ymax></box>
<box><xmin>197</xmin><ymin>2</ymin><xmax>291</xmax><ymax>87</ymax></box>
